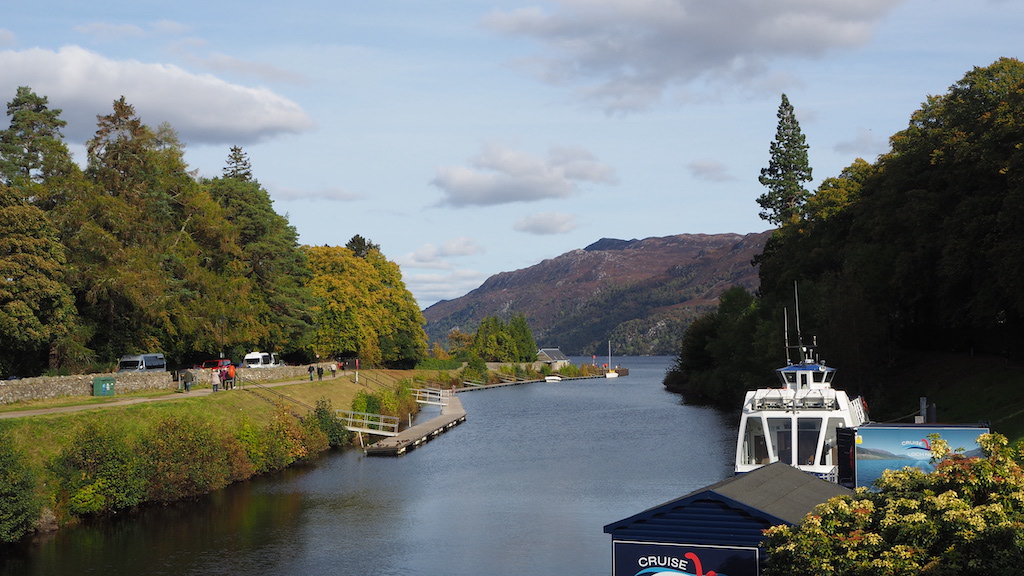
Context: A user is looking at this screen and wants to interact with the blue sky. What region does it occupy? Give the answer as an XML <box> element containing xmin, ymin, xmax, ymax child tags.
<box><xmin>3</xmin><ymin>1</ymin><xmax>1022</xmax><ymax>308</ymax></box>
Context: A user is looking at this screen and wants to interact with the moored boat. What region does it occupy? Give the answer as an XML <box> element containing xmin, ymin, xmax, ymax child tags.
<box><xmin>734</xmin><ymin>294</ymin><xmax>868</xmax><ymax>482</ymax></box>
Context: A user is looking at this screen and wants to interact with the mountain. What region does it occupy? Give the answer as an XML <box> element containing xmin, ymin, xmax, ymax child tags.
<box><xmin>422</xmin><ymin>231</ymin><xmax>771</xmax><ymax>356</ymax></box>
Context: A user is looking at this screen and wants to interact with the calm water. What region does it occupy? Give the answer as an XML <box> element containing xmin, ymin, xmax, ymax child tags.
<box><xmin>2</xmin><ymin>357</ymin><xmax>735</xmax><ymax>576</ymax></box>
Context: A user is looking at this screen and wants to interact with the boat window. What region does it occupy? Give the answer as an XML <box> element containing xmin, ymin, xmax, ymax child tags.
<box><xmin>824</xmin><ymin>371</ymin><xmax>835</xmax><ymax>383</ymax></box>
<box><xmin>767</xmin><ymin>418</ymin><xmax>792</xmax><ymax>465</ymax></box>
<box><xmin>812</xmin><ymin>371</ymin><xmax>825</xmax><ymax>383</ymax></box>
<box><xmin>800</xmin><ymin>373</ymin><xmax>809</xmax><ymax>389</ymax></box>
<box><xmin>740</xmin><ymin>417</ymin><xmax>770</xmax><ymax>465</ymax></box>
<box><xmin>819</xmin><ymin>417</ymin><xmax>845</xmax><ymax>465</ymax></box>
<box><xmin>797</xmin><ymin>418</ymin><xmax>822</xmax><ymax>466</ymax></box>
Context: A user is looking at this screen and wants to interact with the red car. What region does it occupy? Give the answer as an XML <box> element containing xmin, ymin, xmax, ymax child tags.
<box><xmin>197</xmin><ymin>358</ymin><xmax>232</xmax><ymax>370</ymax></box>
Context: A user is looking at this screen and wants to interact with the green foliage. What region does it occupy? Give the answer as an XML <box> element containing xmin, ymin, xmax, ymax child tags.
<box><xmin>664</xmin><ymin>287</ymin><xmax>780</xmax><ymax>407</ymax></box>
<box><xmin>467</xmin><ymin>314</ymin><xmax>537</xmax><ymax>362</ymax></box>
<box><xmin>306</xmin><ymin>245</ymin><xmax>427</xmax><ymax>368</ymax></box>
<box><xmin>674</xmin><ymin>58</ymin><xmax>1024</xmax><ymax>409</ymax></box>
<box><xmin>758</xmin><ymin>93</ymin><xmax>812</xmax><ymax>225</ymax></box>
<box><xmin>308</xmin><ymin>398</ymin><xmax>350</xmax><ymax>448</ymax></box>
<box><xmin>764</xmin><ymin>433</ymin><xmax>1024</xmax><ymax>575</ymax></box>
<box><xmin>0</xmin><ymin>426</ymin><xmax>41</xmax><ymax>542</ymax></box>
<box><xmin>0</xmin><ymin>184</ymin><xmax>77</xmax><ymax>376</ymax></box>
<box><xmin>345</xmin><ymin>234</ymin><xmax>380</xmax><ymax>258</ymax></box>
<box><xmin>0</xmin><ymin>88</ymin><xmax>424</xmax><ymax>375</ymax></box>
<box><xmin>51</xmin><ymin>420</ymin><xmax>147</xmax><ymax>516</ymax></box>
<box><xmin>351</xmin><ymin>381</ymin><xmax>416</xmax><ymax>420</ymax></box>
<box><xmin>461</xmin><ymin>354</ymin><xmax>489</xmax><ymax>382</ymax></box>
<box><xmin>139</xmin><ymin>415</ymin><xmax>244</xmax><ymax>502</ymax></box>
<box><xmin>206</xmin><ymin>162</ymin><xmax>315</xmax><ymax>353</ymax></box>
<box><xmin>415</xmin><ymin>357</ymin><xmax>463</xmax><ymax>370</ymax></box>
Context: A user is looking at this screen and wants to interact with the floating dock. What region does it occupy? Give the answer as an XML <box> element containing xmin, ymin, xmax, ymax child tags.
<box><xmin>364</xmin><ymin>395</ymin><xmax>467</xmax><ymax>456</ymax></box>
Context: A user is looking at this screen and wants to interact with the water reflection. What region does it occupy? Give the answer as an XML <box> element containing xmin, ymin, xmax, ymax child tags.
<box><xmin>2</xmin><ymin>357</ymin><xmax>734</xmax><ymax>576</ymax></box>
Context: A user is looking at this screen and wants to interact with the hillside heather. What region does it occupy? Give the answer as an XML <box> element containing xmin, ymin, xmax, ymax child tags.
<box><xmin>423</xmin><ymin>232</ymin><xmax>769</xmax><ymax>356</ymax></box>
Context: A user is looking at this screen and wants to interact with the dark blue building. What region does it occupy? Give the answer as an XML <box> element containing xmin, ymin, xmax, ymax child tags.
<box><xmin>604</xmin><ymin>462</ymin><xmax>852</xmax><ymax>576</ymax></box>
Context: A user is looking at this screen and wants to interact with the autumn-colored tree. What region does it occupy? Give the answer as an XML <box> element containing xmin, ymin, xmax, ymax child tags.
<box><xmin>764</xmin><ymin>433</ymin><xmax>1024</xmax><ymax>575</ymax></box>
<box><xmin>305</xmin><ymin>245</ymin><xmax>426</xmax><ymax>368</ymax></box>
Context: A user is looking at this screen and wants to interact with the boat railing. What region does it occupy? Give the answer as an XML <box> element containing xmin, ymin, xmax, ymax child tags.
<box><xmin>751</xmin><ymin>388</ymin><xmax>838</xmax><ymax>411</ymax></box>
<box><xmin>810</xmin><ymin>466</ymin><xmax>839</xmax><ymax>483</ymax></box>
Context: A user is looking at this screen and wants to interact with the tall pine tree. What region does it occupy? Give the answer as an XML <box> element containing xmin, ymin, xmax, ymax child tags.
<box><xmin>757</xmin><ymin>94</ymin><xmax>812</xmax><ymax>226</ymax></box>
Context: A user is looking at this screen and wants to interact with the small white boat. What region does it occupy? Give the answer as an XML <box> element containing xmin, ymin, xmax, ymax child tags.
<box><xmin>604</xmin><ymin>341</ymin><xmax>618</xmax><ymax>378</ymax></box>
<box><xmin>545</xmin><ymin>375</ymin><xmax>562</xmax><ymax>382</ymax></box>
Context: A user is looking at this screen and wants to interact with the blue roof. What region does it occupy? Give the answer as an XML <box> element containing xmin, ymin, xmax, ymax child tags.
<box><xmin>776</xmin><ymin>363</ymin><xmax>833</xmax><ymax>372</ymax></box>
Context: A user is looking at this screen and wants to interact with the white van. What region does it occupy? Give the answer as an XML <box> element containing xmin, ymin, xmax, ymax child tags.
<box><xmin>242</xmin><ymin>351</ymin><xmax>281</xmax><ymax>368</ymax></box>
<box><xmin>117</xmin><ymin>353</ymin><xmax>167</xmax><ymax>372</ymax></box>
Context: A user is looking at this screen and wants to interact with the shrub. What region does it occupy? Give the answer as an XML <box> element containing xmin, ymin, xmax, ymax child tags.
<box><xmin>414</xmin><ymin>358</ymin><xmax>462</xmax><ymax>370</ymax></box>
<box><xmin>51</xmin><ymin>420</ymin><xmax>147</xmax><ymax>516</ymax></box>
<box><xmin>0</xmin><ymin>428</ymin><xmax>41</xmax><ymax>542</ymax></box>
<box><xmin>308</xmin><ymin>398</ymin><xmax>350</xmax><ymax>448</ymax></box>
<box><xmin>236</xmin><ymin>417</ymin><xmax>273</xmax><ymax>475</ymax></box>
<box><xmin>139</xmin><ymin>415</ymin><xmax>239</xmax><ymax>502</ymax></box>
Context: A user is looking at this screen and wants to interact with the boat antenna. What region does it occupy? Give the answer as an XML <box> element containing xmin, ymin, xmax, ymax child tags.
<box><xmin>783</xmin><ymin>307</ymin><xmax>792</xmax><ymax>365</ymax></box>
<box><xmin>794</xmin><ymin>282</ymin><xmax>806</xmax><ymax>363</ymax></box>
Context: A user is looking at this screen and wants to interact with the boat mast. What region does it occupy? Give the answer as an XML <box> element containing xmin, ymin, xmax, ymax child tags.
<box><xmin>794</xmin><ymin>282</ymin><xmax>806</xmax><ymax>363</ymax></box>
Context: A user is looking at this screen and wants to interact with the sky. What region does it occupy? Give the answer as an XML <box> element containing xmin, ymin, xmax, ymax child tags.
<box><xmin>3</xmin><ymin>1</ymin><xmax>1022</xmax><ymax>309</ymax></box>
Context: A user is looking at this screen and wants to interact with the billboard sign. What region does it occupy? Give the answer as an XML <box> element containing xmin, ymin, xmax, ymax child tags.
<box><xmin>612</xmin><ymin>541</ymin><xmax>759</xmax><ymax>576</ymax></box>
<box><xmin>855</xmin><ymin>425</ymin><xmax>988</xmax><ymax>488</ymax></box>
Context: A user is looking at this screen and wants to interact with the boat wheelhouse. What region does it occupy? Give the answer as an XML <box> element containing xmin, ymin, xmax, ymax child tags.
<box><xmin>735</xmin><ymin>350</ymin><xmax>868</xmax><ymax>482</ymax></box>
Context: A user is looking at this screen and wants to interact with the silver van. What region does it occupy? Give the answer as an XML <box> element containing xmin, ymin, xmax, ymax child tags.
<box><xmin>117</xmin><ymin>353</ymin><xmax>167</xmax><ymax>372</ymax></box>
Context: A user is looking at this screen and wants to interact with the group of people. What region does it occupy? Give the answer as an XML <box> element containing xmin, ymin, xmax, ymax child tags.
<box><xmin>306</xmin><ymin>361</ymin><xmax>345</xmax><ymax>381</ymax></box>
<box><xmin>211</xmin><ymin>364</ymin><xmax>237</xmax><ymax>391</ymax></box>
<box><xmin>179</xmin><ymin>364</ymin><xmax>237</xmax><ymax>393</ymax></box>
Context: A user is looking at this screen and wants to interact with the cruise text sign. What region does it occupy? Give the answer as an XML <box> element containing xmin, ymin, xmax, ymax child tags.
<box><xmin>612</xmin><ymin>541</ymin><xmax>759</xmax><ymax>576</ymax></box>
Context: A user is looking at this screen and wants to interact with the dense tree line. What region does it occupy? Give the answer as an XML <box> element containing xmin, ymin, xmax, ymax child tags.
<box><xmin>667</xmin><ymin>58</ymin><xmax>1024</xmax><ymax>409</ymax></box>
<box><xmin>0</xmin><ymin>87</ymin><xmax>426</xmax><ymax>376</ymax></box>
<box><xmin>439</xmin><ymin>313</ymin><xmax>537</xmax><ymax>363</ymax></box>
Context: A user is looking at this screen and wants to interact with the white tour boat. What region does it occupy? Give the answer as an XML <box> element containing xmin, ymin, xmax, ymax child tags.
<box><xmin>734</xmin><ymin>300</ymin><xmax>868</xmax><ymax>482</ymax></box>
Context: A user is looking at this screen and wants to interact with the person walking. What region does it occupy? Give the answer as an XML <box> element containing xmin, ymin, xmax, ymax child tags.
<box><xmin>211</xmin><ymin>368</ymin><xmax>221</xmax><ymax>392</ymax></box>
<box><xmin>307</xmin><ymin>365</ymin><xmax>315</xmax><ymax>381</ymax></box>
<box><xmin>227</xmin><ymin>363</ymin><xmax>236</xmax><ymax>389</ymax></box>
<box><xmin>317</xmin><ymin>365</ymin><xmax>324</xmax><ymax>381</ymax></box>
<box><xmin>330</xmin><ymin>362</ymin><xmax>336</xmax><ymax>378</ymax></box>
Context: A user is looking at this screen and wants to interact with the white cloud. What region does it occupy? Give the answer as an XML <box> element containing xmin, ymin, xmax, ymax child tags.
<box><xmin>688</xmin><ymin>159</ymin><xmax>736</xmax><ymax>182</ymax></box>
<box><xmin>485</xmin><ymin>0</ymin><xmax>907</xmax><ymax>112</ymax></box>
<box><xmin>432</xmin><ymin>143</ymin><xmax>617</xmax><ymax>207</ymax></box>
<box><xmin>0</xmin><ymin>46</ymin><xmax>314</xmax><ymax>145</ymax></box>
<box><xmin>514</xmin><ymin>211</ymin><xmax>577</xmax><ymax>235</ymax></box>
<box><xmin>398</xmin><ymin>237</ymin><xmax>484</xmax><ymax>269</ymax></box>
<box><xmin>407</xmin><ymin>269</ymin><xmax>487</xmax><ymax>308</ymax></box>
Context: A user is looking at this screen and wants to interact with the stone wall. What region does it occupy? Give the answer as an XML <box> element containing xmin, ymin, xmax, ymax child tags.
<box><xmin>0</xmin><ymin>365</ymin><xmax>326</xmax><ymax>405</ymax></box>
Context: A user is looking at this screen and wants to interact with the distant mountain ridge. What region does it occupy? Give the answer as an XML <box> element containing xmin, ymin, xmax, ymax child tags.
<box><xmin>422</xmin><ymin>231</ymin><xmax>771</xmax><ymax>356</ymax></box>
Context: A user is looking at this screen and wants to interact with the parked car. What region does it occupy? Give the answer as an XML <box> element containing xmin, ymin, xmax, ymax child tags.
<box><xmin>117</xmin><ymin>353</ymin><xmax>167</xmax><ymax>372</ymax></box>
<box><xmin>196</xmin><ymin>358</ymin><xmax>233</xmax><ymax>370</ymax></box>
<box><xmin>242</xmin><ymin>351</ymin><xmax>282</xmax><ymax>368</ymax></box>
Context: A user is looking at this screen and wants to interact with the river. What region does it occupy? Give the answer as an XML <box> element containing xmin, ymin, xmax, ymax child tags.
<box><xmin>1</xmin><ymin>356</ymin><xmax>735</xmax><ymax>576</ymax></box>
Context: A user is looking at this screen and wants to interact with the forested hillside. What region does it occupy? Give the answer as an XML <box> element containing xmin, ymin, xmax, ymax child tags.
<box><xmin>0</xmin><ymin>89</ymin><xmax>426</xmax><ymax>377</ymax></box>
<box><xmin>667</xmin><ymin>58</ymin><xmax>1024</xmax><ymax>418</ymax></box>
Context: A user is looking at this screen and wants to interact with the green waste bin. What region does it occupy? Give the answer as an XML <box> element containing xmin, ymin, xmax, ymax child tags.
<box><xmin>92</xmin><ymin>376</ymin><xmax>115</xmax><ymax>397</ymax></box>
